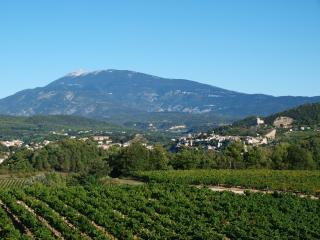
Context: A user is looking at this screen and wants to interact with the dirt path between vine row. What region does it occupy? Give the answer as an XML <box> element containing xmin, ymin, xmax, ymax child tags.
<box><xmin>17</xmin><ymin>200</ymin><xmax>64</xmax><ymax>239</ymax></box>
<box><xmin>195</xmin><ymin>185</ymin><xmax>319</xmax><ymax>200</ymax></box>
<box><xmin>28</xmin><ymin>196</ymin><xmax>91</xmax><ymax>240</ymax></box>
<box><xmin>0</xmin><ymin>200</ymin><xmax>34</xmax><ymax>238</ymax></box>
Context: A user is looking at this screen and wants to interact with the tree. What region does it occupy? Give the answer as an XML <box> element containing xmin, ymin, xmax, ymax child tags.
<box><xmin>5</xmin><ymin>139</ymin><xmax>106</xmax><ymax>173</ymax></box>
<box><xmin>287</xmin><ymin>145</ymin><xmax>316</xmax><ymax>170</ymax></box>
<box><xmin>244</xmin><ymin>146</ymin><xmax>271</xmax><ymax>169</ymax></box>
<box><xmin>108</xmin><ymin>142</ymin><xmax>150</xmax><ymax>176</ymax></box>
<box><xmin>149</xmin><ymin>144</ymin><xmax>169</xmax><ymax>170</ymax></box>
<box><xmin>225</xmin><ymin>142</ymin><xmax>244</xmax><ymax>169</ymax></box>
<box><xmin>87</xmin><ymin>160</ymin><xmax>110</xmax><ymax>178</ymax></box>
<box><xmin>271</xmin><ymin>143</ymin><xmax>290</xmax><ymax>169</ymax></box>
<box><xmin>170</xmin><ymin>148</ymin><xmax>200</xmax><ymax>170</ymax></box>
<box><xmin>309</xmin><ymin>137</ymin><xmax>320</xmax><ymax>169</ymax></box>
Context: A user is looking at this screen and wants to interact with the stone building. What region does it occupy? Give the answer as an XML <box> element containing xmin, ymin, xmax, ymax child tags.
<box><xmin>273</xmin><ymin>116</ymin><xmax>294</xmax><ymax>129</ymax></box>
<box><xmin>256</xmin><ymin>117</ymin><xmax>265</xmax><ymax>126</ymax></box>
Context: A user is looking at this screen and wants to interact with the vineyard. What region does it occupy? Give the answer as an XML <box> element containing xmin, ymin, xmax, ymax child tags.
<box><xmin>136</xmin><ymin>169</ymin><xmax>320</xmax><ymax>196</ymax></box>
<box><xmin>0</xmin><ymin>174</ymin><xmax>47</xmax><ymax>190</ymax></box>
<box><xmin>0</xmin><ymin>183</ymin><xmax>319</xmax><ymax>239</ymax></box>
<box><xmin>0</xmin><ymin>178</ymin><xmax>30</xmax><ymax>189</ymax></box>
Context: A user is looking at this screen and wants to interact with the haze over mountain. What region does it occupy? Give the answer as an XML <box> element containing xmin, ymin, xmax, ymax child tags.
<box><xmin>0</xmin><ymin>69</ymin><xmax>319</xmax><ymax>123</ymax></box>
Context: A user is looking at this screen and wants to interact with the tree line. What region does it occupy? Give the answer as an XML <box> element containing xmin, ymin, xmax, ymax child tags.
<box><xmin>2</xmin><ymin>136</ymin><xmax>320</xmax><ymax>177</ymax></box>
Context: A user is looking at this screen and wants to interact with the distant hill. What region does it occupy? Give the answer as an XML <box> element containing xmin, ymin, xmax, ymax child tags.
<box><xmin>264</xmin><ymin>103</ymin><xmax>320</xmax><ymax>126</ymax></box>
<box><xmin>216</xmin><ymin>103</ymin><xmax>320</xmax><ymax>136</ymax></box>
<box><xmin>0</xmin><ymin>69</ymin><xmax>319</xmax><ymax>125</ymax></box>
<box><xmin>0</xmin><ymin>115</ymin><xmax>126</xmax><ymax>141</ymax></box>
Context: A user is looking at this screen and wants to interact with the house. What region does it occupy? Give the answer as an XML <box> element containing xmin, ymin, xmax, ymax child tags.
<box><xmin>0</xmin><ymin>140</ymin><xmax>24</xmax><ymax>148</ymax></box>
<box><xmin>256</xmin><ymin>117</ymin><xmax>265</xmax><ymax>126</ymax></box>
<box><xmin>92</xmin><ymin>136</ymin><xmax>110</xmax><ymax>141</ymax></box>
<box><xmin>169</xmin><ymin>125</ymin><xmax>186</xmax><ymax>131</ymax></box>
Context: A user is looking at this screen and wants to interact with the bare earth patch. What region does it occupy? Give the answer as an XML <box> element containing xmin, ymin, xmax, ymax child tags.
<box><xmin>196</xmin><ymin>185</ymin><xmax>319</xmax><ymax>200</ymax></box>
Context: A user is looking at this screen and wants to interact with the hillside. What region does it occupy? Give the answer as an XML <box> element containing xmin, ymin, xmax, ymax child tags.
<box><xmin>0</xmin><ymin>70</ymin><xmax>319</xmax><ymax>125</ymax></box>
<box><xmin>215</xmin><ymin>103</ymin><xmax>320</xmax><ymax>136</ymax></box>
<box><xmin>0</xmin><ymin>115</ymin><xmax>126</xmax><ymax>141</ymax></box>
<box><xmin>264</xmin><ymin>103</ymin><xmax>320</xmax><ymax>126</ymax></box>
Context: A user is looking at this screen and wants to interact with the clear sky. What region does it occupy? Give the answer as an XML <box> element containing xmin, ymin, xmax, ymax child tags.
<box><xmin>1</xmin><ymin>0</ymin><xmax>320</xmax><ymax>98</ymax></box>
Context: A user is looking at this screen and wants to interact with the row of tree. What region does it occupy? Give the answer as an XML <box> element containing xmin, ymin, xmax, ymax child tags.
<box><xmin>106</xmin><ymin>137</ymin><xmax>320</xmax><ymax>174</ymax></box>
<box><xmin>2</xmin><ymin>136</ymin><xmax>320</xmax><ymax>177</ymax></box>
<box><xmin>4</xmin><ymin>139</ymin><xmax>109</xmax><ymax>175</ymax></box>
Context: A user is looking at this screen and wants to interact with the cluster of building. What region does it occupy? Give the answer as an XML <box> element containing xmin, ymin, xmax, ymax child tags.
<box><xmin>0</xmin><ymin>133</ymin><xmax>156</xmax><ymax>166</ymax></box>
<box><xmin>80</xmin><ymin>136</ymin><xmax>116</xmax><ymax>150</ymax></box>
<box><xmin>173</xmin><ymin>114</ymin><xmax>319</xmax><ymax>150</ymax></box>
<box><xmin>1</xmin><ymin>114</ymin><xmax>315</xmax><ymax>165</ymax></box>
<box><xmin>174</xmin><ymin>116</ymin><xmax>292</xmax><ymax>150</ymax></box>
<box><xmin>168</xmin><ymin>125</ymin><xmax>187</xmax><ymax>131</ymax></box>
<box><xmin>85</xmin><ymin>135</ymin><xmax>154</xmax><ymax>150</ymax></box>
<box><xmin>0</xmin><ymin>140</ymin><xmax>24</xmax><ymax>148</ymax></box>
<box><xmin>175</xmin><ymin>129</ymin><xmax>276</xmax><ymax>150</ymax></box>
<box><xmin>25</xmin><ymin>140</ymin><xmax>51</xmax><ymax>151</ymax></box>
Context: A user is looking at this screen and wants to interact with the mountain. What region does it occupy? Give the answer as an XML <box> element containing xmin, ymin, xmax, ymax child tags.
<box><xmin>0</xmin><ymin>69</ymin><xmax>319</xmax><ymax>123</ymax></box>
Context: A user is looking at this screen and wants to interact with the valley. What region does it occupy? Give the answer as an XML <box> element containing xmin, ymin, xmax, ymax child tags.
<box><xmin>0</xmin><ymin>102</ymin><xmax>319</xmax><ymax>238</ymax></box>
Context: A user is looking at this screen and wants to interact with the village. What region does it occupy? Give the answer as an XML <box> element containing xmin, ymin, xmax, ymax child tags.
<box><xmin>0</xmin><ymin>129</ymin><xmax>154</xmax><ymax>164</ymax></box>
<box><xmin>174</xmin><ymin>116</ymin><xmax>316</xmax><ymax>150</ymax></box>
<box><xmin>0</xmin><ymin>115</ymin><xmax>317</xmax><ymax>164</ymax></box>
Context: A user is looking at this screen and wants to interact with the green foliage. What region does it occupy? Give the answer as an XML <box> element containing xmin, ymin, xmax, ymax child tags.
<box><xmin>172</xmin><ymin>136</ymin><xmax>320</xmax><ymax>171</ymax></box>
<box><xmin>287</xmin><ymin>145</ymin><xmax>316</xmax><ymax>170</ymax></box>
<box><xmin>136</xmin><ymin>169</ymin><xmax>320</xmax><ymax>195</ymax></box>
<box><xmin>216</xmin><ymin>103</ymin><xmax>320</xmax><ymax>138</ymax></box>
<box><xmin>265</xmin><ymin>103</ymin><xmax>320</xmax><ymax>126</ymax></box>
<box><xmin>269</xmin><ymin>138</ymin><xmax>319</xmax><ymax>170</ymax></box>
<box><xmin>271</xmin><ymin>143</ymin><xmax>290</xmax><ymax>169</ymax></box>
<box><xmin>170</xmin><ymin>147</ymin><xmax>225</xmax><ymax>169</ymax></box>
<box><xmin>0</xmin><ymin>191</ymin><xmax>56</xmax><ymax>239</ymax></box>
<box><xmin>4</xmin><ymin>139</ymin><xmax>110</xmax><ymax>174</ymax></box>
<box><xmin>244</xmin><ymin>146</ymin><xmax>272</xmax><ymax>169</ymax></box>
<box><xmin>0</xmin><ymin>178</ymin><xmax>30</xmax><ymax>189</ymax></box>
<box><xmin>108</xmin><ymin>142</ymin><xmax>169</xmax><ymax>177</ymax></box>
<box><xmin>0</xmin><ymin>114</ymin><xmax>128</xmax><ymax>142</ymax></box>
<box><xmin>0</xmin><ymin>203</ymin><xmax>28</xmax><ymax>239</ymax></box>
<box><xmin>4</xmin><ymin>132</ymin><xmax>320</xmax><ymax>184</ymax></box>
<box><xmin>225</xmin><ymin>142</ymin><xmax>245</xmax><ymax>169</ymax></box>
<box><xmin>1</xmin><ymin>183</ymin><xmax>319</xmax><ymax>239</ymax></box>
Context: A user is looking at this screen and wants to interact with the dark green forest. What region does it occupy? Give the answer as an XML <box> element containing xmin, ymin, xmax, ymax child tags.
<box><xmin>265</xmin><ymin>103</ymin><xmax>320</xmax><ymax>126</ymax></box>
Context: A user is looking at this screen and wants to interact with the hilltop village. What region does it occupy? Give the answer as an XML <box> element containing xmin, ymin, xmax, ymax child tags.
<box><xmin>174</xmin><ymin>115</ymin><xmax>316</xmax><ymax>150</ymax></box>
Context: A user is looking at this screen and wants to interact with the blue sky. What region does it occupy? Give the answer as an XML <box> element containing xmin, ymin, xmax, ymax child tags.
<box><xmin>1</xmin><ymin>0</ymin><xmax>320</xmax><ymax>98</ymax></box>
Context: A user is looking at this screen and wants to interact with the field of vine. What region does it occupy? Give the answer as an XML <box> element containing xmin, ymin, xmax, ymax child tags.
<box><xmin>0</xmin><ymin>178</ymin><xmax>30</xmax><ymax>189</ymax></box>
<box><xmin>0</xmin><ymin>183</ymin><xmax>319</xmax><ymax>239</ymax></box>
<box><xmin>136</xmin><ymin>169</ymin><xmax>320</xmax><ymax>196</ymax></box>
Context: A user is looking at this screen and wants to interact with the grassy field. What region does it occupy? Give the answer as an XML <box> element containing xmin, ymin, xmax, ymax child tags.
<box><xmin>136</xmin><ymin>169</ymin><xmax>320</xmax><ymax>196</ymax></box>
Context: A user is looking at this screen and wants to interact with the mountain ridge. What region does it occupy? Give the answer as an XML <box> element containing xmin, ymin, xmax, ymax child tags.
<box><xmin>0</xmin><ymin>69</ymin><xmax>319</xmax><ymax>123</ymax></box>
